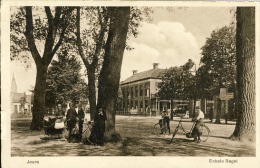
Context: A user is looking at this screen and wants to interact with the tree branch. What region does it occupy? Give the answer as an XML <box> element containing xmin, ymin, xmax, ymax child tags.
<box><xmin>24</xmin><ymin>7</ymin><xmax>42</xmax><ymax>66</ymax></box>
<box><xmin>44</xmin><ymin>7</ymin><xmax>64</xmax><ymax>62</ymax></box>
<box><xmin>91</xmin><ymin>7</ymin><xmax>108</xmax><ymax>68</ymax></box>
<box><xmin>45</xmin><ymin>6</ymin><xmax>54</xmax><ymax>26</ymax></box>
<box><xmin>76</xmin><ymin>7</ymin><xmax>90</xmax><ymax>69</ymax></box>
<box><xmin>43</xmin><ymin>7</ymin><xmax>56</xmax><ymax>63</ymax></box>
<box><xmin>48</xmin><ymin>7</ymin><xmax>76</xmax><ymax>64</ymax></box>
<box><xmin>48</xmin><ymin>25</ymin><xmax>67</xmax><ymax>64</ymax></box>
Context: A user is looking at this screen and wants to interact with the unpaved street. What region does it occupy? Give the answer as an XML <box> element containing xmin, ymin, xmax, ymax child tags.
<box><xmin>11</xmin><ymin>115</ymin><xmax>255</xmax><ymax>156</ymax></box>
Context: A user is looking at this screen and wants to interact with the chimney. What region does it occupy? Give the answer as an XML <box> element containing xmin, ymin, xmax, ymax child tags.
<box><xmin>153</xmin><ymin>63</ymin><xmax>159</xmax><ymax>69</ymax></box>
<box><xmin>132</xmin><ymin>70</ymin><xmax>138</xmax><ymax>75</ymax></box>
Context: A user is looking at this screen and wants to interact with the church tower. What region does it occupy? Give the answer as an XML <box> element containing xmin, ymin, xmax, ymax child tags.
<box><xmin>11</xmin><ymin>73</ymin><xmax>17</xmax><ymax>93</ymax></box>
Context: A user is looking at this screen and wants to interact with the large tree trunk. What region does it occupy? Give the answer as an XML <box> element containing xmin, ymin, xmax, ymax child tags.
<box><xmin>96</xmin><ymin>7</ymin><xmax>130</xmax><ymax>135</ymax></box>
<box><xmin>87</xmin><ymin>69</ymin><xmax>97</xmax><ymax>120</ymax></box>
<box><xmin>230</xmin><ymin>7</ymin><xmax>255</xmax><ymax>141</ymax></box>
<box><xmin>30</xmin><ymin>65</ymin><xmax>48</xmax><ymax>130</ymax></box>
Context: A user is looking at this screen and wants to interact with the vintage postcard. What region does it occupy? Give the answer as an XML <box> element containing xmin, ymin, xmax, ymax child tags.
<box><xmin>1</xmin><ymin>0</ymin><xmax>260</xmax><ymax>168</ymax></box>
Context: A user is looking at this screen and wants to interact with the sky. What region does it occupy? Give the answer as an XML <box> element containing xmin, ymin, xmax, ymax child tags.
<box><xmin>121</xmin><ymin>7</ymin><xmax>235</xmax><ymax>80</ymax></box>
<box><xmin>10</xmin><ymin>7</ymin><xmax>235</xmax><ymax>93</ymax></box>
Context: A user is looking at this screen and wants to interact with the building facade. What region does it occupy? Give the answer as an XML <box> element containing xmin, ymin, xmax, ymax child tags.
<box><xmin>119</xmin><ymin>64</ymin><xmax>215</xmax><ymax>117</ymax></box>
<box><xmin>119</xmin><ymin>63</ymin><xmax>175</xmax><ymax>116</ymax></box>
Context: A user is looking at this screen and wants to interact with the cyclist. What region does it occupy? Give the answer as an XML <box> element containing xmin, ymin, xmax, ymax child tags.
<box><xmin>160</xmin><ymin>108</ymin><xmax>170</xmax><ymax>134</ymax></box>
<box><xmin>192</xmin><ymin>106</ymin><xmax>205</xmax><ymax>143</ymax></box>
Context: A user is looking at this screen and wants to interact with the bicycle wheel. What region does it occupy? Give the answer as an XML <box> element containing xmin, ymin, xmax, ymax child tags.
<box><xmin>199</xmin><ymin>125</ymin><xmax>210</xmax><ymax>142</ymax></box>
<box><xmin>83</xmin><ymin>126</ymin><xmax>93</xmax><ymax>144</ymax></box>
<box><xmin>169</xmin><ymin>127</ymin><xmax>178</xmax><ymax>144</ymax></box>
<box><xmin>153</xmin><ymin>123</ymin><xmax>164</xmax><ymax>136</ymax></box>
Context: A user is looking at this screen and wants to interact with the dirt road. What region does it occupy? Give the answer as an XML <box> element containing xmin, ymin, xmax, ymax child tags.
<box><xmin>11</xmin><ymin>115</ymin><xmax>255</xmax><ymax>156</ymax></box>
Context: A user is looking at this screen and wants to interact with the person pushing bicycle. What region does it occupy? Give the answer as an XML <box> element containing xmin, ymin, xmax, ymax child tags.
<box><xmin>160</xmin><ymin>108</ymin><xmax>170</xmax><ymax>134</ymax></box>
<box><xmin>192</xmin><ymin>106</ymin><xmax>205</xmax><ymax>143</ymax></box>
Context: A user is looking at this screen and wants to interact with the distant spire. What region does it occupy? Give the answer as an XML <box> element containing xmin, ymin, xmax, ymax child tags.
<box><xmin>11</xmin><ymin>73</ymin><xmax>17</xmax><ymax>93</ymax></box>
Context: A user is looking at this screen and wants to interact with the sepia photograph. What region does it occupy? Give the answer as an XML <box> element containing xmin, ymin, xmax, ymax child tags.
<box><xmin>1</xmin><ymin>1</ymin><xmax>259</xmax><ymax>168</ymax></box>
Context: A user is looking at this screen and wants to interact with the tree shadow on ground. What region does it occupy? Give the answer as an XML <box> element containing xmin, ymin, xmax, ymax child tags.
<box><xmin>11</xmin><ymin>117</ymin><xmax>254</xmax><ymax>156</ymax></box>
<box><xmin>119</xmin><ymin>136</ymin><xmax>254</xmax><ymax>156</ymax></box>
<box><xmin>209</xmin><ymin>135</ymin><xmax>231</xmax><ymax>139</ymax></box>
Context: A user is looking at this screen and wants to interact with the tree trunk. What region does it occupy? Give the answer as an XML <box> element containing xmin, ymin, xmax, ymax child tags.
<box><xmin>189</xmin><ymin>99</ymin><xmax>194</xmax><ymax>118</ymax></box>
<box><xmin>192</xmin><ymin>98</ymin><xmax>196</xmax><ymax>118</ymax></box>
<box><xmin>215</xmin><ymin>98</ymin><xmax>221</xmax><ymax>124</ymax></box>
<box><xmin>30</xmin><ymin>65</ymin><xmax>48</xmax><ymax>130</ymax></box>
<box><xmin>230</xmin><ymin>7</ymin><xmax>255</xmax><ymax>141</ymax></box>
<box><xmin>87</xmin><ymin>69</ymin><xmax>97</xmax><ymax>120</ymax></box>
<box><xmin>96</xmin><ymin>7</ymin><xmax>130</xmax><ymax>136</ymax></box>
<box><xmin>170</xmin><ymin>99</ymin><xmax>173</xmax><ymax>119</ymax></box>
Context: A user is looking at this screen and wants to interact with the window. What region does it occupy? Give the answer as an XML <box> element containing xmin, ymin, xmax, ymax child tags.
<box><xmin>135</xmin><ymin>86</ymin><xmax>138</xmax><ymax>97</ymax></box>
<box><xmin>131</xmin><ymin>87</ymin><xmax>134</xmax><ymax>97</ymax></box>
<box><xmin>140</xmin><ymin>85</ymin><xmax>143</xmax><ymax>96</ymax></box>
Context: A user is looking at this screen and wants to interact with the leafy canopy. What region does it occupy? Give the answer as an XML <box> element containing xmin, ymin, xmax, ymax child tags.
<box><xmin>45</xmin><ymin>46</ymin><xmax>88</xmax><ymax>107</ymax></box>
<box><xmin>157</xmin><ymin>59</ymin><xmax>195</xmax><ymax>100</ymax></box>
<box><xmin>197</xmin><ymin>25</ymin><xmax>236</xmax><ymax>98</ymax></box>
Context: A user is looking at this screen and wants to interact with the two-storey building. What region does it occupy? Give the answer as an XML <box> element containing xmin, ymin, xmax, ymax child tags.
<box><xmin>119</xmin><ymin>63</ymin><xmax>172</xmax><ymax>116</ymax></box>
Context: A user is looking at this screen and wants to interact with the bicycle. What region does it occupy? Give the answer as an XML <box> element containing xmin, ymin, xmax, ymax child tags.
<box><xmin>169</xmin><ymin>116</ymin><xmax>210</xmax><ymax>144</ymax></box>
<box><xmin>153</xmin><ymin>118</ymin><xmax>170</xmax><ymax>136</ymax></box>
<box><xmin>82</xmin><ymin>120</ymin><xmax>94</xmax><ymax>144</ymax></box>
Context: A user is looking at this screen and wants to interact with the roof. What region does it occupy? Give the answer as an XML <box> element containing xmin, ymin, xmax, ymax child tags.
<box><xmin>12</xmin><ymin>93</ymin><xmax>26</xmax><ymax>103</ymax></box>
<box><xmin>12</xmin><ymin>93</ymin><xmax>32</xmax><ymax>103</ymax></box>
<box><xmin>121</xmin><ymin>68</ymin><xmax>166</xmax><ymax>85</ymax></box>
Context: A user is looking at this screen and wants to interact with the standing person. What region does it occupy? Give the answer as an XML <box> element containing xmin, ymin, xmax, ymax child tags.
<box><xmin>160</xmin><ymin>108</ymin><xmax>170</xmax><ymax>134</ymax></box>
<box><xmin>66</xmin><ymin>103</ymin><xmax>77</xmax><ymax>141</ymax></box>
<box><xmin>75</xmin><ymin>102</ymin><xmax>85</xmax><ymax>140</ymax></box>
<box><xmin>209</xmin><ymin>106</ymin><xmax>214</xmax><ymax>122</ymax></box>
<box><xmin>94</xmin><ymin>108</ymin><xmax>107</xmax><ymax>146</ymax></box>
<box><xmin>55</xmin><ymin>104</ymin><xmax>65</xmax><ymax>118</ymax></box>
<box><xmin>192</xmin><ymin>106</ymin><xmax>205</xmax><ymax>143</ymax></box>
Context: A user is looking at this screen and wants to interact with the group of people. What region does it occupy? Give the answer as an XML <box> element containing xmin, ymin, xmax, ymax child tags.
<box><xmin>54</xmin><ymin>102</ymin><xmax>107</xmax><ymax>145</ymax></box>
<box><xmin>66</xmin><ymin>102</ymin><xmax>85</xmax><ymax>142</ymax></box>
<box><xmin>160</xmin><ymin>106</ymin><xmax>205</xmax><ymax>143</ymax></box>
<box><xmin>55</xmin><ymin>102</ymin><xmax>206</xmax><ymax>144</ymax></box>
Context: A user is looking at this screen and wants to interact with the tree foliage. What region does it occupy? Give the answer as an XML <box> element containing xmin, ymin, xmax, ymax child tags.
<box><xmin>197</xmin><ymin>25</ymin><xmax>236</xmax><ymax>99</ymax></box>
<box><xmin>11</xmin><ymin>7</ymin><xmax>75</xmax><ymax>62</ymax></box>
<box><xmin>45</xmin><ymin>47</ymin><xmax>88</xmax><ymax>108</ymax></box>
<box><xmin>157</xmin><ymin>59</ymin><xmax>195</xmax><ymax>100</ymax></box>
